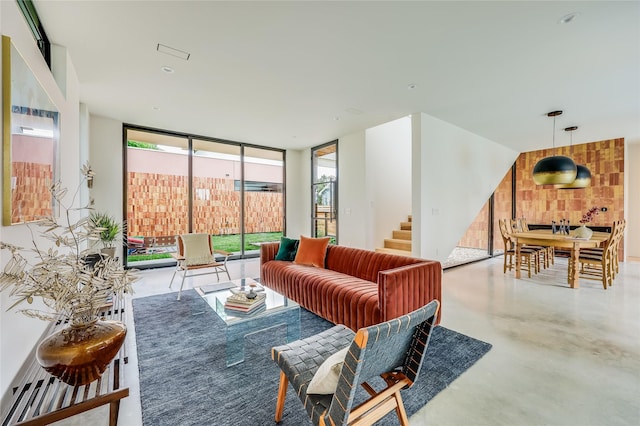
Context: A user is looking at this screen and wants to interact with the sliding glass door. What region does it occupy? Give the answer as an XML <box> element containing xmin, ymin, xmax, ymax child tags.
<box><xmin>311</xmin><ymin>141</ymin><xmax>337</xmax><ymax>243</ymax></box>
<box><xmin>242</xmin><ymin>146</ymin><xmax>284</xmax><ymax>254</ymax></box>
<box><xmin>124</xmin><ymin>126</ymin><xmax>285</xmax><ymax>267</ymax></box>
<box><xmin>126</xmin><ymin>129</ymin><xmax>189</xmax><ymax>267</ymax></box>
<box><xmin>191</xmin><ymin>140</ymin><xmax>242</xmax><ymax>255</ymax></box>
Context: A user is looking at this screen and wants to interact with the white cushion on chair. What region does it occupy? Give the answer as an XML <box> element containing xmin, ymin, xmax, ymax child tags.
<box><xmin>181</xmin><ymin>234</ymin><xmax>215</xmax><ymax>266</ymax></box>
<box><xmin>307</xmin><ymin>346</ymin><xmax>349</xmax><ymax>395</ymax></box>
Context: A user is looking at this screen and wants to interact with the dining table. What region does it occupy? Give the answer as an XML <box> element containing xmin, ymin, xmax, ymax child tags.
<box><xmin>510</xmin><ymin>229</ymin><xmax>610</xmax><ymax>288</ymax></box>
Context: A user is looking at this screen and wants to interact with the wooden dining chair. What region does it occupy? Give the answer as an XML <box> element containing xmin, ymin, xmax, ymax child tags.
<box><xmin>510</xmin><ymin>218</ymin><xmax>551</xmax><ymax>269</ymax></box>
<box><xmin>499</xmin><ymin>219</ymin><xmax>538</xmax><ymax>278</ymax></box>
<box><xmin>169</xmin><ymin>233</ymin><xmax>232</xmax><ymax>300</ymax></box>
<box><xmin>577</xmin><ymin>220</ymin><xmax>623</xmax><ymax>289</ymax></box>
<box><xmin>271</xmin><ymin>300</ymin><xmax>440</xmax><ymax>426</ymax></box>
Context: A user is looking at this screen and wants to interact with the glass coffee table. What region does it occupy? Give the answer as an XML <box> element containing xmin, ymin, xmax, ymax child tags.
<box><xmin>194</xmin><ymin>278</ymin><xmax>300</xmax><ymax>367</ymax></box>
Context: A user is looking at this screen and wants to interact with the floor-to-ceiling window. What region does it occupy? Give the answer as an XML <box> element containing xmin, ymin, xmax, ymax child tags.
<box><xmin>124</xmin><ymin>126</ymin><xmax>285</xmax><ymax>268</ymax></box>
<box><xmin>311</xmin><ymin>141</ymin><xmax>337</xmax><ymax>243</ymax></box>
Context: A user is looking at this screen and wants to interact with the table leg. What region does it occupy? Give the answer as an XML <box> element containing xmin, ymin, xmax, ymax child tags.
<box><xmin>515</xmin><ymin>240</ymin><xmax>522</xmax><ymax>279</ymax></box>
<box><xmin>568</xmin><ymin>243</ymin><xmax>580</xmax><ymax>289</ymax></box>
<box><xmin>226</xmin><ymin>329</ymin><xmax>245</xmax><ymax>367</ymax></box>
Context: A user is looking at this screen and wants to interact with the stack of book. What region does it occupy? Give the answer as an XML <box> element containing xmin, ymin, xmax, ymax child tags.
<box><xmin>224</xmin><ymin>291</ymin><xmax>266</xmax><ymax>314</ymax></box>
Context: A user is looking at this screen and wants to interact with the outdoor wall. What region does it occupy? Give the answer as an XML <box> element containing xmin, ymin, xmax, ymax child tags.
<box><xmin>456</xmin><ymin>200</ymin><xmax>490</xmax><ymax>251</ymax></box>
<box><xmin>1</xmin><ymin>0</ymin><xmax>82</xmax><ymax>395</ymax></box>
<box><xmin>10</xmin><ymin>163</ymin><xmax>52</xmax><ymax>222</ymax></box>
<box><xmin>127</xmin><ymin>172</ymin><xmax>282</xmax><ymax>238</ymax></box>
<box><xmin>492</xmin><ymin>168</ymin><xmax>512</xmax><ymax>251</ymax></box>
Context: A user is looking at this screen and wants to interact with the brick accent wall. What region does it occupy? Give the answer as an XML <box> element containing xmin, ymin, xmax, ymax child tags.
<box><xmin>127</xmin><ymin>172</ymin><xmax>283</xmax><ymax>238</ymax></box>
<box><xmin>515</xmin><ymin>138</ymin><xmax>624</xmax><ymax>228</ymax></box>
<box><xmin>10</xmin><ymin>162</ymin><xmax>52</xmax><ymax>223</ymax></box>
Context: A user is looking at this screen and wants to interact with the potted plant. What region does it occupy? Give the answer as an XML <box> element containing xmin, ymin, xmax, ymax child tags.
<box><xmin>89</xmin><ymin>212</ymin><xmax>121</xmax><ymax>257</ymax></box>
<box><xmin>0</xmin><ymin>163</ymin><xmax>138</xmax><ymax>386</ymax></box>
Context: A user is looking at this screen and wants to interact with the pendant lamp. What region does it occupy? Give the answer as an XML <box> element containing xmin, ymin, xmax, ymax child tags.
<box><xmin>555</xmin><ymin>126</ymin><xmax>591</xmax><ymax>189</ymax></box>
<box><xmin>532</xmin><ymin>110</ymin><xmax>577</xmax><ymax>185</ymax></box>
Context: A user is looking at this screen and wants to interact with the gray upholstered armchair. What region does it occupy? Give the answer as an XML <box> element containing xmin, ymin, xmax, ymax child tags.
<box><xmin>271</xmin><ymin>299</ymin><xmax>440</xmax><ymax>425</ymax></box>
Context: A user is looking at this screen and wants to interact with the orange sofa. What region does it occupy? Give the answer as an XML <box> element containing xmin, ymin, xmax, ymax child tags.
<box><xmin>260</xmin><ymin>243</ymin><xmax>442</xmax><ymax>331</ymax></box>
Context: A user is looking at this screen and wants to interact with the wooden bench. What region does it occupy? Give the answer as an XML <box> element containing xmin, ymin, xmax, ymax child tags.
<box><xmin>1</xmin><ymin>298</ymin><xmax>129</xmax><ymax>426</ymax></box>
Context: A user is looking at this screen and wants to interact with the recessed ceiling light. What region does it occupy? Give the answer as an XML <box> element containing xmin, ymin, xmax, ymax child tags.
<box><xmin>408</xmin><ymin>83</ymin><xmax>417</xmax><ymax>90</ymax></box>
<box><xmin>152</xmin><ymin>106</ymin><xmax>160</xmax><ymax>111</ymax></box>
<box><xmin>345</xmin><ymin>107</ymin><xmax>363</xmax><ymax>115</ymax></box>
<box><xmin>161</xmin><ymin>66</ymin><xmax>175</xmax><ymax>74</ymax></box>
<box><xmin>558</xmin><ymin>12</ymin><xmax>579</xmax><ymax>24</ymax></box>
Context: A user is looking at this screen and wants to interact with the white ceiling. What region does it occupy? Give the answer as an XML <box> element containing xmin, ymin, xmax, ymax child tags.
<box><xmin>33</xmin><ymin>1</ymin><xmax>640</xmax><ymax>152</ymax></box>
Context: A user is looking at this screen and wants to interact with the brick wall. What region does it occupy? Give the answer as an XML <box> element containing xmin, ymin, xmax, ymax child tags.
<box><xmin>127</xmin><ymin>172</ymin><xmax>283</xmax><ymax>238</ymax></box>
<box><xmin>10</xmin><ymin>162</ymin><xmax>52</xmax><ymax>223</ymax></box>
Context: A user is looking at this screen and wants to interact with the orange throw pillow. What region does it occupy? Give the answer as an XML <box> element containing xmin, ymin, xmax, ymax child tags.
<box><xmin>294</xmin><ymin>236</ymin><xmax>331</xmax><ymax>268</ymax></box>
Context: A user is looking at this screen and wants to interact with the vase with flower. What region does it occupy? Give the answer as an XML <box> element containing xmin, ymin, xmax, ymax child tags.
<box><xmin>574</xmin><ymin>206</ymin><xmax>599</xmax><ymax>239</ymax></box>
<box><xmin>0</xmin><ymin>163</ymin><xmax>138</xmax><ymax>386</ymax></box>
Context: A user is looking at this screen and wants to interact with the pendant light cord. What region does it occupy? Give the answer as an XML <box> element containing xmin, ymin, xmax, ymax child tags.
<box><xmin>552</xmin><ymin>114</ymin><xmax>556</xmax><ymax>154</ymax></box>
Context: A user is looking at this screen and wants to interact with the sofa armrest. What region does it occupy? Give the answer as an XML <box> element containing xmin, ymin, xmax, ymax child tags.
<box><xmin>260</xmin><ymin>242</ymin><xmax>280</xmax><ymax>265</ymax></box>
<box><xmin>377</xmin><ymin>260</ymin><xmax>442</xmax><ymax>324</ymax></box>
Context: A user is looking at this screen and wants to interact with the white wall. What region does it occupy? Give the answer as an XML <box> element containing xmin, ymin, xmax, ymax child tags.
<box><xmin>284</xmin><ymin>148</ymin><xmax>310</xmax><ymax>238</ymax></box>
<box><xmin>337</xmin><ymin>131</ymin><xmax>367</xmax><ymax>248</ymax></box>
<box><xmin>412</xmin><ymin>113</ymin><xmax>519</xmax><ymax>262</ymax></box>
<box><xmin>88</xmin><ymin>115</ymin><xmax>125</xmax><ymax>254</ymax></box>
<box><xmin>365</xmin><ymin>117</ymin><xmax>412</xmax><ymax>250</ymax></box>
<box><xmin>0</xmin><ymin>1</ymin><xmax>82</xmax><ymax>395</ymax></box>
<box><xmin>626</xmin><ymin>143</ymin><xmax>640</xmax><ymax>259</ymax></box>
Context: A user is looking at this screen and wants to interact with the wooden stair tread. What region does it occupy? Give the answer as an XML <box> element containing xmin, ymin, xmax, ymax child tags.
<box><xmin>384</xmin><ymin>238</ymin><xmax>411</xmax><ymax>250</ymax></box>
<box><xmin>375</xmin><ymin>247</ymin><xmax>414</xmax><ymax>256</ymax></box>
<box><xmin>392</xmin><ymin>230</ymin><xmax>412</xmax><ymax>240</ymax></box>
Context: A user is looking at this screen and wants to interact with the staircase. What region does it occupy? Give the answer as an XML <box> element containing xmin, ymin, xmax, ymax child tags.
<box><xmin>376</xmin><ymin>215</ymin><xmax>413</xmax><ymax>256</ymax></box>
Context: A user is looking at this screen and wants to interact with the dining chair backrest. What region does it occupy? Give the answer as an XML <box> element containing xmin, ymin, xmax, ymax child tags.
<box><xmin>498</xmin><ymin>219</ymin><xmax>513</xmax><ymax>247</ymax></box>
<box><xmin>510</xmin><ymin>218</ymin><xmax>528</xmax><ymax>233</ymax></box>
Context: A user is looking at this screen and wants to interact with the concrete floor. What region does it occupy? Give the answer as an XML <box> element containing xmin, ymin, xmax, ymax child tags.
<box><xmin>52</xmin><ymin>256</ymin><xmax>640</xmax><ymax>426</ymax></box>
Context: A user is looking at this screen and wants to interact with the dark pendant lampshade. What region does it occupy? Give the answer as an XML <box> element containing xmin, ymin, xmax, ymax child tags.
<box><xmin>532</xmin><ymin>110</ymin><xmax>577</xmax><ymax>185</ymax></box>
<box><xmin>555</xmin><ymin>164</ymin><xmax>591</xmax><ymax>189</ymax></box>
<box><xmin>554</xmin><ymin>125</ymin><xmax>590</xmax><ymax>189</ymax></box>
<box><xmin>532</xmin><ymin>156</ymin><xmax>577</xmax><ymax>185</ymax></box>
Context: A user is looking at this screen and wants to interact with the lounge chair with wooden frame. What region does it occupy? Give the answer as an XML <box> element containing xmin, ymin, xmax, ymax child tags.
<box><xmin>169</xmin><ymin>233</ymin><xmax>231</xmax><ymax>300</ymax></box>
<box><xmin>271</xmin><ymin>300</ymin><xmax>439</xmax><ymax>426</ymax></box>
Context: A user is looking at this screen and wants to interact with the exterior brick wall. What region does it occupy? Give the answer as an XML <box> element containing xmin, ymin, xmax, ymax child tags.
<box><xmin>127</xmin><ymin>172</ymin><xmax>283</xmax><ymax>238</ymax></box>
<box><xmin>10</xmin><ymin>162</ymin><xmax>52</xmax><ymax>223</ymax></box>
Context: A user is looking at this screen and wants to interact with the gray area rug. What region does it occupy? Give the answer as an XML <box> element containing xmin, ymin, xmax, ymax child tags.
<box><xmin>133</xmin><ymin>290</ymin><xmax>492</xmax><ymax>426</ymax></box>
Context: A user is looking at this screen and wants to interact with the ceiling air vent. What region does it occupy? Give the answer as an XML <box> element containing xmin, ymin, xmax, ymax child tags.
<box><xmin>157</xmin><ymin>43</ymin><xmax>190</xmax><ymax>61</ymax></box>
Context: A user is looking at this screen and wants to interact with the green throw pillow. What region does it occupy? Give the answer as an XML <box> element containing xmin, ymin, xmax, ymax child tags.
<box><xmin>275</xmin><ymin>237</ymin><xmax>299</xmax><ymax>261</ymax></box>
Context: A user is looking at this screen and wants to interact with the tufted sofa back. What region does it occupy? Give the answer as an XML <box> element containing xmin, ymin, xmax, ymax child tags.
<box><xmin>325</xmin><ymin>245</ymin><xmax>424</xmax><ymax>282</ymax></box>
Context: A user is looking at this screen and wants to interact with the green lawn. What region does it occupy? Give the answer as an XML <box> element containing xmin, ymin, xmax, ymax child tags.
<box><xmin>127</xmin><ymin>232</ymin><xmax>282</xmax><ymax>263</ymax></box>
<box><xmin>213</xmin><ymin>232</ymin><xmax>282</xmax><ymax>252</ymax></box>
